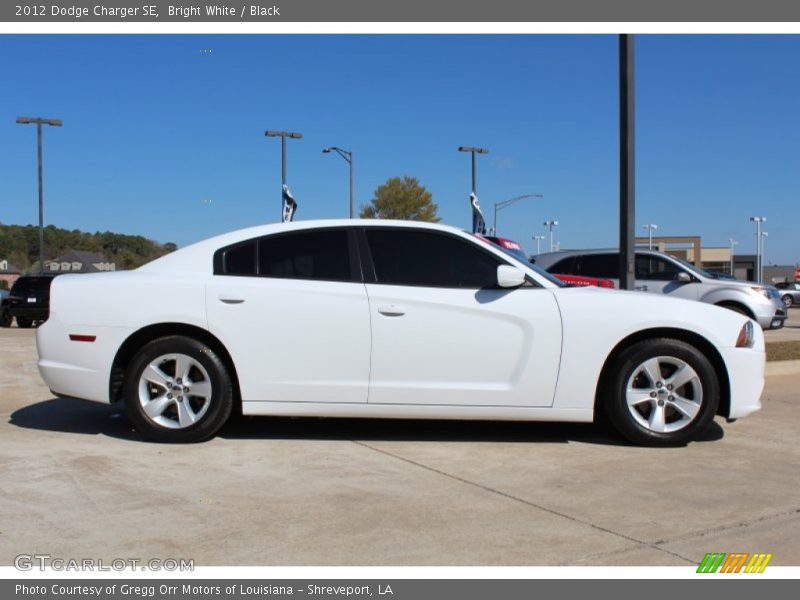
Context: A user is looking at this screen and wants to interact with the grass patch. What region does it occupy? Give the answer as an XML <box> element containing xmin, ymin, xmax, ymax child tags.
<box><xmin>766</xmin><ymin>341</ymin><xmax>800</xmax><ymax>362</ymax></box>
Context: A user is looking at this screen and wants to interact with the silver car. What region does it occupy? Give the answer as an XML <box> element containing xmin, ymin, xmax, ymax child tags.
<box><xmin>775</xmin><ymin>281</ymin><xmax>800</xmax><ymax>309</ymax></box>
<box><xmin>533</xmin><ymin>248</ymin><xmax>786</xmax><ymax>330</ymax></box>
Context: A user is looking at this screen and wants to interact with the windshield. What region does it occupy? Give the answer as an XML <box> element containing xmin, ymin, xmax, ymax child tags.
<box><xmin>670</xmin><ymin>256</ymin><xmax>714</xmax><ymax>279</ymax></box>
<box><xmin>492</xmin><ymin>244</ymin><xmax>565</xmax><ymax>287</ymax></box>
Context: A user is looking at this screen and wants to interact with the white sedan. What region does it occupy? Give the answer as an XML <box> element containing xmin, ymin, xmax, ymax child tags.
<box><xmin>36</xmin><ymin>220</ymin><xmax>765</xmax><ymax>446</ymax></box>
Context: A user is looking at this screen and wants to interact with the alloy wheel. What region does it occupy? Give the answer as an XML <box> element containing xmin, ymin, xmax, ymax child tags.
<box><xmin>625</xmin><ymin>356</ymin><xmax>703</xmax><ymax>433</ymax></box>
<box><xmin>137</xmin><ymin>353</ymin><xmax>213</xmax><ymax>429</ymax></box>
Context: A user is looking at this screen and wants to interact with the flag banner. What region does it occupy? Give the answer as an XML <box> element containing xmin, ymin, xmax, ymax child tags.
<box><xmin>470</xmin><ymin>192</ymin><xmax>486</xmax><ymax>235</ymax></box>
<box><xmin>282</xmin><ymin>184</ymin><xmax>297</xmax><ymax>223</ymax></box>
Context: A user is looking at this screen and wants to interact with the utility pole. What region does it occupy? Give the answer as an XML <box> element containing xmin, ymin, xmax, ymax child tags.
<box><xmin>16</xmin><ymin>116</ymin><xmax>63</xmax><ymax>273</ymax></box>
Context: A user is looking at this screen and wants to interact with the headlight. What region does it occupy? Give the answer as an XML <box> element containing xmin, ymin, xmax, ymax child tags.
<box><xmin>736</xmin><ymin>321</ymin><xmax>755</xmax><ymax>348</ymax></box>
<box><xmin>749</xmin><ymin>286</ymin><xmax>772</xmax><ymax>300</ymax></box>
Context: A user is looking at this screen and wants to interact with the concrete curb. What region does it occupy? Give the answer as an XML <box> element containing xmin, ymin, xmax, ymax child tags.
<box><xmin>766</xmin><ymin>359</ymin><xmax>800</xmax><ymax>377</ymax></box>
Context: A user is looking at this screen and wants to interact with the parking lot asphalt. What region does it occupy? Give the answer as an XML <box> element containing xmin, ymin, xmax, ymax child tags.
<box><xmin>764</xmin><ymin>307</ymin><xmax>800</xmax><ymax>342</ymax></box>
<box><xmin>1</xmin><ymin>326</ymin><xmax>798</xmax><ymax>567</ymax></box>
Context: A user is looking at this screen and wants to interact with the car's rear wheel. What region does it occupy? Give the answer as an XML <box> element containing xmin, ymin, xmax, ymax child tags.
<box><xmin>603</xmin><ymin>338</ymin><xmax>719</xmax><ymax>446</ymax></box>
<box><xmin>0</xmin><ymin>311</ymin><xmax>11</xmax><ymax>328</ymax></box>
<box><xmin>15</xmin><ymin>317</ymin><xmax>33</xmax><ymax>328</ymax></box>
<box><xmin>782</xmin><ymin>294</ymin><xmax>793</xmax><ymax>309</ymax></box>
<box><xmin>123</xmin><ymin>335</ymin><xmax>233</xmax><ymax>443</ymax></box>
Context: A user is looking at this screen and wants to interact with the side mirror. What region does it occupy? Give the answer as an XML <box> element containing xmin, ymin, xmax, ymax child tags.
<box><xmin>677</xmin><ymin>272</ymin><xmax>692</xmax><ymax>283</ymax></box>
<box><xmin>497</xmin><ymin>265</ymin><xmax>526</xmax><ymax>288</ymax></box>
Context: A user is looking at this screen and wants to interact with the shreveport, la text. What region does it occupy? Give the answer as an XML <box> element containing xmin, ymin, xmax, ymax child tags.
<box><xmin>16</xmin><ymin>584</ymin><xmax>393</xmax><ymax>597</ymax></box>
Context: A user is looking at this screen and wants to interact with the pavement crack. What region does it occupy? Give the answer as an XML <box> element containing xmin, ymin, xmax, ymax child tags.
<box><xmin>352</xmin><ymin>440</ymin><xmax>695</xmax><ymax>565</ymax></box>
<box><xmin>652</xmin><ymin>507</ymin><xmax>800</xmax><ymax>546</ymax></box>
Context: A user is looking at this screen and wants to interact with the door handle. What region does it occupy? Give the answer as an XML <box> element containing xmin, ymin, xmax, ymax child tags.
<box><xmin>219</xmin><ymin>296</ymin><xmax>245</xmax><ymax>304</ymax></box>
<box><xmin>377</xmin><ymin>304</ymin><xmax>405</xmax><ymax>316</ymax></box>
<box><xmin>635</xmin><ymin>285</ymin><xmax>648</xmax><ymax>292</ymax></box>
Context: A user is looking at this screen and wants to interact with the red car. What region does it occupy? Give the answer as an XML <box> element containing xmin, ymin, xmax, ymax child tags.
<box><xmin>479</xmin><ymin>235</ymin><xmax>615</xmax><ymax>289</ymax></box>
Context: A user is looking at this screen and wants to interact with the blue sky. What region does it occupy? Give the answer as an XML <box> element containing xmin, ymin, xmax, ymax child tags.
<box><xmin>0</xmin><ymin>34</ymin><xmax>797</xmax><ymax>264</ymax></box>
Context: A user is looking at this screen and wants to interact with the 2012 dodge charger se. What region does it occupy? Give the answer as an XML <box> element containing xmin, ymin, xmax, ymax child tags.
<box><xmin>36</xmin><ymin>220</ymin><xmax>765</xmax><ymax>445</ymax></box>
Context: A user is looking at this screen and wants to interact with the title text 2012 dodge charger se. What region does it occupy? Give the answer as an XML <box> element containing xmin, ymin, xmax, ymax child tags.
<box><xmin>36</xmin><ymin>220</ymin><xmax>765</xmax><ymax>446</ymax></box>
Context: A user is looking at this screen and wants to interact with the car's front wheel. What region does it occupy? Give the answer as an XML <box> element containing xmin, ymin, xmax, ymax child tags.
<box><xmin>782</xmin><ymin>294</ymin><xmax>793</xmax><ymax>309</ymax></box>
<box><xmin>123</xmin><ymin>336</ymin><xmax>233</xmax><ymax>443</ymax></box>
<box><xmin>15</xmin><ymin>317</ymin><xmax>33</xmax><ymax>328</ymax></box>
<box><xmin>603</xmin><ymin>338</ymin><xmax>719</xmax><ymax>446</ymax></box>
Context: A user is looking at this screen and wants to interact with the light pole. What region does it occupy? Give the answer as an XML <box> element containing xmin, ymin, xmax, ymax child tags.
<box><xmin>761</xmin><ymin>231</ymin><xmax>769</xmax><ymax>277</ymax></box>
<box><xmin>265</xmin><ymin>130</ymin><xmax>302</xmax><ymax>220</ymax></box>
<box><xmin>532</xmin><ymin>235</ymin><xmax>546</xmax><ymax>255</ymax></box>
<box><xmin>543</xmin><ymin>220</ymin><xmax>559</xmax><ymax>252</ymax></box>
<box><xmin>750</xmin><ymin>216</ymin><xmax>766</xmax><ymax>283</ymax></box>
<box><xmin>16</xmin><ymin>116</ymin><xmax>62</xmax><ymax>273</ymax></box>
<box><xmin>458</xmin><ymin>146</ymin><xmax>489</xmax><ymax>196</ymax></box>
<box><xmin>642</xmin><ymin>223</ymin><xmax>658</xmax><ymax>250</ymax></box>
<box><xmin>729</xmin><ymin>238</ymin><xmax>738</xmax><ymax>277</ymax></box>
<box><xmin>492</xmin><ymin>193</ymin><xmax>544</xmax><ymax>236</ymax></box>
<box><xmin>323</xmin><ymin>146</ymin><xmax>354</xmax><ymax>218</ymax></box>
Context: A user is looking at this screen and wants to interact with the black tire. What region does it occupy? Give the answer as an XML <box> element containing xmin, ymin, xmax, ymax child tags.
<box><xmin>603</xmin><ymin>338</ymin><xmax>719</xmax><ymax>447</ymax></box>
<box><xmin>782</xmin><ymin>295</ymin><xmax>793</xmax><ymax>309</ymax></box>
<box><xmin>15</xmin><ymin>317</ymin><xmax>33</xmax><ymax>328</ymax></box>
<box><xmin>0</xmin><ymin>311</ymin><xmax>11</xmax><ymax>328</ymax></box>
<box><xmin>123</xmin><ymin>335</ymin><xmax>233</xmax><ymax>443</ymax></box>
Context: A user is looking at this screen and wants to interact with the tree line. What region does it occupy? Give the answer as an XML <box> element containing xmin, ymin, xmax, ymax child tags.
<box><xmin>0</xmin><ymin>223</ymin><xmax>176</xmax><ymax>273</ymax></box>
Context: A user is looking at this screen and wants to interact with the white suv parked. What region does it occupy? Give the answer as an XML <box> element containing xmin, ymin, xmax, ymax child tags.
<box><xmin>533</xmin><ymin>249</ymin><xmax>786</xmax><ymax>330</ymax></box>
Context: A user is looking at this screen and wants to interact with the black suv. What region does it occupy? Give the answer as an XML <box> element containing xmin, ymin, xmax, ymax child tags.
<box><xmin>6</xmin><ymin>274</ymin><xmax>58</xmax><ymax>328</ymax></box>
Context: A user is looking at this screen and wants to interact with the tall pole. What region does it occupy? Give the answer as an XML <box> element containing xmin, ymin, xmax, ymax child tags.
<box><xmin>729</xmin><ymin>238</ymin><xmax>738</xmax><ymax>276</ymax></box>
<box><xmin>619</xmin><ymin>34</ymin><xmax>636</xmax><ymax>291</ymax></box>
<box><xmin>266</xmin><ymin>130</ymin><xmax>302</xmax><ymax>220</ymax></box>
<box><xmin>281</xmin><ymin>136</ymin><xmax>286</xmax><ymax>188</ymax></box>
<box><xmin>643</xmin><ymin>224</ymin><xmax>657</xmax><ymax>250</ymax></box>
<box><xmin>543</xmin><ymin>220</ymin><xmax>559</xmax><ymax>252</ymax></box>
<box><xmin>750</xmin><ymin>216</ymin><xmax>766</xmax><ymax>283</ymax></box>
<box><xmin>458</xmin><ymin>146</ymin><xmax>489</xmax><ymax>214</ymax></box>
<box><xmin>16</xmin><ymin>116</ymin><xmax>62</xmax><ymax>274</ymax></box>
<box><xmin>349</xmin><ymin>153</ymin><xmax>354</xmax><ymax>218</ymax></box>
<box><xmin>533</xmin><ymin>235</ymin><xmax>545</xmax><ymax>255</ymax></box>
<box><xmin>37</xmin><ymin>122</ymin><xmax>44</xmax><ymax>273</ymax></box>
<box><xmin>761</xmin><ymin>232</ymin><xmax>768</xmax><ymax>279</ymax></box>
<box><xmin>471</xmin><ymin>151</ymin><xmax>476</xmax><ymax>194</ymax></box>
<box><xmin>323</xmin><ymin>146</ymin><xmax>354</xmax><ymax>218</ymax></box>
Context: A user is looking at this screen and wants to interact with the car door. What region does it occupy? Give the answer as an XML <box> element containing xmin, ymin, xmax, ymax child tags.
<box><xmin>361</xmin><ymin>227</ymin><xmax>562</xmax><ymax>407</ymax></box>
<box><xmin>635</xmin><ymin>254</ymin><xmax>699</xmax><ymax>299</ymax></box>
<box><xmin>206</xmin><ymin>228</ymin><xmax>371</xmax><ymax>404</ymax></box>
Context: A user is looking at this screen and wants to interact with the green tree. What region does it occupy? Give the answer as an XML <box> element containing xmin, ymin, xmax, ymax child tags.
<box><xmin>360</xmin><ymin>176</ymin><xmax>440</xmax><ymax>222</ymax></box>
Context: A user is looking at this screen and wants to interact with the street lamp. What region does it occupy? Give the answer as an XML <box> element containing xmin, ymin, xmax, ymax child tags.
<box><xmin>458</xmin><ymin>146</ymin><xmax>489</xmax><ymax>195</ymax></box>
<box><xmin>543</xmin><ymin>220</ymin><xmax>559</xmax><ymax>253</ymax></box>
<box><xmin>642</xmin><ymin>223</ymin><xmax>658</xmax><ymax>250</ymax></box>
<box><xmin>16</xmin><ymin>116</ymin><xmax>63</xmax><ymax>274</ymax></box>
<box><xmin>749</xmin><ymin>216</ymin><xmax>766</xmax><ymax>283</ymax></box>
<box><xmin>322</xmin><ymin>147</ymin><xmax>354</xmax><ymax>218</ymax></box>
<box><xmin>265</xmin><ymin>130</ymin><xmax>302</xmax><ymax>220</ymax></box>
<box><xmin>492</xmin><ymin>193</ymin><xmax>544</xmax><ymax>236</ymax></box>
<box><xmin>729</xmin><ymin>238</ymin><xmax>739</xmax><ymax>277</ymax></box>
<box><xmin>761</xmin><ymin>232</ymin><xmax>769</xmax><ymax>277</ymax></box>
<box><xmin>532</xmin><ymin>235</ymin><xmax>546</xmax><ymax>255</ymax></box>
